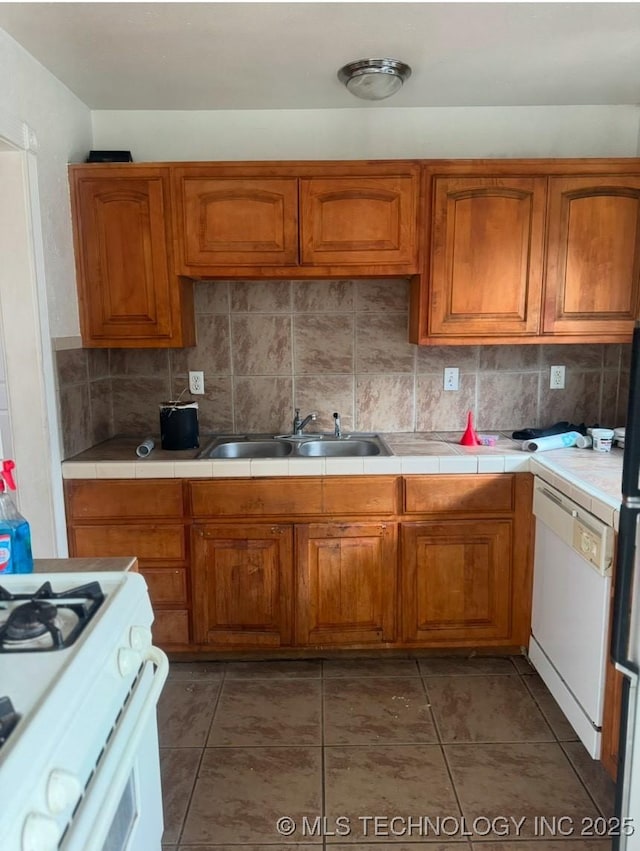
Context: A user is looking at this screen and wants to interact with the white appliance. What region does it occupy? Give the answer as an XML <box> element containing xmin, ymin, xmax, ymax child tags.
<box><xmin>529</xmin><ymin>477</ymin><xmax>614</xmax><ymax>757</ymax></box>
<box><xmin>0</xmin><ymin>571</ymin><xmax>168</xmax><ymax>851</ymax></box>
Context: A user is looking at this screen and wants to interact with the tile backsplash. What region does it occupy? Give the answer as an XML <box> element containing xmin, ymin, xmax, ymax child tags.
<box><xmin>56</xmin><ymin>279</ymin><xmax>629</xmax><ymax>459</ymax></box>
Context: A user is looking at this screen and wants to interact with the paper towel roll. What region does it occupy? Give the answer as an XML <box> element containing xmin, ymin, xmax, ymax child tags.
<box><xmin>523</xmin><ymin>431</ymin><xmax>583</xmax><ymax>452</ymax></box>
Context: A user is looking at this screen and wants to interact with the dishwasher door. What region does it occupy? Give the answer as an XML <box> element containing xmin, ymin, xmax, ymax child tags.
<box><xmin>530</xmin><ymin>479</ymin><xmax>613</xmax><ymax>756</ymax></box>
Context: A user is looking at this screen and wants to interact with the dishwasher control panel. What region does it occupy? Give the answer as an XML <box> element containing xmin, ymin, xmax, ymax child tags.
<box><xmin>573</xmin><ymin>520</ymin><xmax>604</xmax><ymax>572</ymax></box>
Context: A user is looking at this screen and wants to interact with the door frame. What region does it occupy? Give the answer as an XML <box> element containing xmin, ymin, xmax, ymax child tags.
<box><xmin>0</xmin><ymin>109</ymin><xmax>67</xmax><ymax>556</ymax></box>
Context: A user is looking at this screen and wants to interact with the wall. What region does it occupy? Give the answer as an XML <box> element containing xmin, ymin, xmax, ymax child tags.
<box><xmin>91</xmin><ymin>106</ymin><xmax>640</xmax><ymax>162</ymax></box>
<box><xmin>0</xmin><ymin>28</ymin><xmax>92</xmax><ymax>338</ymax></box>
<box><xmin>56</xmin><ymin>279</ymin><xmax>627</xmax><ymax>458</ymax></box>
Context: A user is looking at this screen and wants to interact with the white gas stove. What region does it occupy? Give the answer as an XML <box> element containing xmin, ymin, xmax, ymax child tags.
<box><xmin>0</xmin><ymin>571</ymin><xmax>168</xmax><ymax>851</ymax></box>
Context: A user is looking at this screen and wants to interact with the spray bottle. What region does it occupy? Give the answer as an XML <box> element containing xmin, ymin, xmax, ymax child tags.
<box><xmin>0</xmin><ymin>460</ymin><xmax>33</xmax><ymax>574</ymax></box>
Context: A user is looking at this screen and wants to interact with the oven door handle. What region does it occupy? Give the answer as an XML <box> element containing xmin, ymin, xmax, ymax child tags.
<box><xmin>62</xmin><ymin>645</ymin><xmax>169</xmax><ymax>851</ymax></box>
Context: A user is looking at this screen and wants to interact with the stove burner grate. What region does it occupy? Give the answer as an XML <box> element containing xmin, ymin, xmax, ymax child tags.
<box><xmin>0</xmin><ymin>581</ymin><xmax>105</xmax><ymax>652</ymax></box>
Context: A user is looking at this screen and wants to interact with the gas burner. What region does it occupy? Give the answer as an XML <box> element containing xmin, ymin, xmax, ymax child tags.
<box><xmin>0</xmin><ymin>580</ymin><xmax>104</xmax><ymax>653</ymax></box>
<box><xmin>5</xmin><ymin>600</ymin><xmax>58</xmax><ymax>641</ymax></box>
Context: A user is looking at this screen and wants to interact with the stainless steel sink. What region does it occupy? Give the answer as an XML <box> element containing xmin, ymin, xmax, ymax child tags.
<box><xmin>198</xmin><ymin>433</ymin><xmax>391</xmax><ymax>459</ymax></box>
<box><xmin>297</xmin><ymin>439</ymin><xmax>383</xmax><ymax>457</ymax></box>
<box><xmin>208</xmin><ymin>440</ymin><xmax>293</xmax><ymax>459</ymax></box>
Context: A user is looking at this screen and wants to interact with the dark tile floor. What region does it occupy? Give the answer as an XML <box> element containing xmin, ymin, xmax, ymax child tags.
<box><xmin>158</xmin><ymin>656</ymin><xmax>616</xmax><ymax>850</ymax></box>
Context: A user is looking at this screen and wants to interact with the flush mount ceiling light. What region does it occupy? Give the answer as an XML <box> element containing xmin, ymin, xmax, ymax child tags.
<box><xmin>338</xmin><ymin>58</ymin><xmax>412</xmax><ymax>101</ymax></box>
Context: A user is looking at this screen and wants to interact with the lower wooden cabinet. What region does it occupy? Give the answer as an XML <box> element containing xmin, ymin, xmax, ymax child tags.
<box><xmin>401</xmin><ymin>519</ymin><xmax>513</xmax><ymax>644</ymax></box>
<box><xmin>65</xmin><ymin>473</ymin><xmax>533</xmax><ymax>653</ymax></box>
<box><xmin>295</xmin><ymin>522</ymin><xmax>397</xmax><ymax>646</ymax></box>
<box><xmin>191</xmin><ymin>523</ymin><xmax>294</xmax><ymax>648</ymax></box>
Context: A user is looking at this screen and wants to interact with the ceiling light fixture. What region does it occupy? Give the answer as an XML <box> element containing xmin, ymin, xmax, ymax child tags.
<box><xmin>338</xmin><ymin>58</ymin><xmax>412</xmax><ymax>101</ymax></box>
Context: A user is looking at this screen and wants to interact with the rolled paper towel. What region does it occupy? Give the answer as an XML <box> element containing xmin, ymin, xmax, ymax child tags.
<box><xmin>135</xmin><ymin>438</ymin><xmax>155</xmax><ymax>458</ymax></box>
<box><xmin>522</xmin><ymin>431</ymin><xmax>583</xmax><ymax>452</ymax></box>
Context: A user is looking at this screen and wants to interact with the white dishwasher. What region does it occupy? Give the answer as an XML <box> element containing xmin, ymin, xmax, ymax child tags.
<box><xmin>529</xmin><ymin>477</ymin><xmax>614</xmax><ymax>757</ymax></box>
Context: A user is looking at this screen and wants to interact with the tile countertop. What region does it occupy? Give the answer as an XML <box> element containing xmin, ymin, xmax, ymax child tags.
<box><xmin>61</xmin><ymin>433</ymin><xmax>625</xmax><ymax>524</ymax></box>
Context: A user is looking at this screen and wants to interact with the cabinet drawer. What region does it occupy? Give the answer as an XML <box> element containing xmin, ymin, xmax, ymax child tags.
<box><xmin>139</xmin><ymin>567</ymin><xmax>187</xmax><ymax>604</ymax></box>
<box><xmin>322</xmin><ymin>477</ymin><xmax>399</xmax><ymax>514</ymax></box>
<box><xmin>190</xmin><ymin>479</ymin><xmax>323</xmax><ymax>517</ymax></box>
<box><xmin>404</xmin><ymin>475</ymin><xmax>514</xmax><ymax>514</ymax></box>
<box><xmin>66</xmin><ymin>480</ymin><xmax>184</xmax><ymax>520</ymax></box>
<box><xmin>70</xmin><ymin>524</ymin><xmax>186</xmax><ymax>561</ymax></box>
<box><xmin>152</xmin><ymin>609</ymin><xmax>190</xmax><ymax>646</ymax></box>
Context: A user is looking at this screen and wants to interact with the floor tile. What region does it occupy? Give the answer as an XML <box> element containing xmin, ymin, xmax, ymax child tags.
<box><xmin>325</xmin><ymin>745</ymin><xmax>460</xmax><ymax>842</ymax></box>
<box><xmin>426</xmin><ymin>675</ymin><xmax>554</xmax><ymax>743</ymax></box>
<box><xmin>224</xmin><ymin>660</ymin><xmax>322</xmax><ymax>679</ymax></box>
<box><xmin>181</xmin><ymin>746</ymin><xmax>322</xmax><ymax>844</ymax></box>
<box><xmin>331</xmin><ymin>846</ymin><xmax>466</xmax><ymax>850</ymax></box>
<box><xmin>522</xmin><ymin>673</ymin><xmax>580</xmax><ymax>741</ymax></box>
<box><xmin>168</xmin><ymin>661</ymin><xmax>226</xmax><ymax>681</ymax></box>
<box><xmin>474</xmin><ymin>843</ymin><xmax>611</xmax><ymax>850</ymax></box>
<box><xmin>178</xmin><ymin>846</ymin><xmax>320</xmax><ymax>851</ymax></box>
<box><xmin>419</xmin><ymin>656</ymin><xmax>516</xmax><ymax>676</ymax></box>
<box><xmin>323</xmin><ymin>659</ymin><xmax>420</xmax><ymax>678</ymax></box>
<box><xmin>158</xmin><ymin>681</ymin><xmax>221</xmax><ymax>748</ymax></box>
<box><xmin>510</xmin><ymin>655</ymin><xmax>536</xmax><ymax>674</ymax></box>
<box><xmin>324</xmin><ymin>677</ymin><xmax>437</xmax><ymax>745</ymax></box>
<box><xmin>160</xmin><ymin>748</ymin><xmax>201</xmax><ymax>844</ymax></box>
<box><xmin>562</xmin><ymin>740</ymin><xmax>617</xmax><ymax>817</ymax></box>
<box><xmin>445</xmin><ymin>742</ymin><xmax>600</xmax><ymax>839</ymax></box>
<box><xmin>207</xmin><ymin>678</ymin><xmax>322</xmax><ymax>746</ymax></box>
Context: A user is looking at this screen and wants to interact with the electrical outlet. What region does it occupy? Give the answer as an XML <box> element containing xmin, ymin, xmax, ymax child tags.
<box><xmin>444</xmin><ymin>367</ymin><xmax>459</xmax><ymax>391</ymax></box>
<box><xmin>188</xmin><ymin>370</ymin><xmax>205</xmax><ymax>395</ymax></box>
<box><xmin>549</xmin><ymin>365</ymin><xmax>565</xmax><ymax>390</ymax></box>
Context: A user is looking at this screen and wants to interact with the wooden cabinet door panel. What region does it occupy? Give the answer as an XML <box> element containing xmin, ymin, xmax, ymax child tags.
<box><xmin>295</xmin><ymin>522</ymin><xmax>397</xmax><ymax>646</ymax></box>
<box><xmin>192</xmin><ymin>524</ymin><xmax>293</xmax><ymax>647</ymax></box>
<box><xmin>139</xmin><ymin>567</ymin><xmax>187</xmax><ymax>604</ymax></box>
<box><xmin>152</xmin><ymin>609</ymin><xmax>190</xmax><ymax>646</ymax></box>
<box><xmin>401</xmin><ymin>520</ymin><xmax>512</xmax><ymax>643</ymax></box>
<box><xmin>429</xmin><ymin>176</ymin><xmax>546</xmax><ymax>336</ymax></box>
<box><xmin>70</xmin><ymin>524</ymin><xmax>185</xmax><ymax>561</ymax></box>
<box><xmin>66</xmin><ymin>480</ymin><xmax>184</xmax><ymax>521</ymax></box>
<box><xmin>404</xmin><ymin>475</ymin><xmax>514</xmax><ymax>515</ymax></box>
<box><xmin>71</xmin><ymin>168</ymin><xmax>189</xmax><ymax>344</ymax></box>
<box><xmin>300</xmin><ymin>176</ymin><xmax>418</xmax><ymax>268</ymax></box>
<box><xmin>176</xmin><ymin>175</ymin><xmax>299</xmax><ymax>268</ymax></box>
<box><xmin>190</xmin><ymin>478</ymin><xmax>323</xmax><ymax>517</ymax></box>
<box><xmin>544</xmin><ymin>176</ymin><xmax>640</xmax><ymax>336</ymax></box>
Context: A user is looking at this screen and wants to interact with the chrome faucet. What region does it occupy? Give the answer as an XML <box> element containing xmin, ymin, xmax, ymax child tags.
<box><xmin>333</xmin><ymin>412</ymin><xmax>342</xmax><ymax>438</ymax></box>
<box><xmin>293</xmin><ymin>408</ymin><xmax>317</xmax><ymax>435</ymax></box>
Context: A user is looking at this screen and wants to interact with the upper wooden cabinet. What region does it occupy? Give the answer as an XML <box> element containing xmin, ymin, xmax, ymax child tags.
<box><xmin>172</xmin><ymin>163</ymin><xmax>420</xmax><ymax>277</ymax></box>
<box><xmin>176</xmin><ymin>175</ymin><xmax>299</xmax><ymax>267</ymax></box>
<box><xmin>543</xmin><ymin>176</ymin><xmax>640</xmax><ymax>336</ymax></box>
<box><xmin>411</xmin><ymin>159</ymin><xmax>640</xmax><ymax>345</ymax></box>
<box><xmin>299</xmin><ymin>176</ymin><xmax>418</xmax><ymax>268</ymax></box>
<box><xmin>427</xmin><ymin>176</ymin><xmax>546</xmax><ymax>338</ymax></box>
<box><xmin>69</xmin><ymin>166</ymin><xmax>195</xmax><ymax>348</ymax></box>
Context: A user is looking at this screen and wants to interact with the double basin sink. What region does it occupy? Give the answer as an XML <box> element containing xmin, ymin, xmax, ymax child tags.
<box><xmin>198</xmin><ymin>433</ymin><xmax>391</xmax><ymax>459</ymax></box>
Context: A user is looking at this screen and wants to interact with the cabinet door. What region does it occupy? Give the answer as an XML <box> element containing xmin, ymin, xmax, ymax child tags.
<box><xmin>300</xmin><ymin>176</ymin><xmax>418</xmax><ymax>269</ymax></box>
<box><xmin>428</xmin><ymin>176</ymin><xmax>546</xmax><ymax>337</ymax></box>
<box><xmin>70</xmin><ymin>167</ymin><xmax>194</xmax><ymax>347</ymax></box>
<box><xmin>544</xmin><ymin>176</ymin><xmax>640</xmax><ymax>337</ymax></box>
<box><xmin>295</xmin><ymin>522</ymin><xmax>397</xmax><ymax>646</ymax></box>
<box><xmin>401</xmin><ymin>519</ymin><xmax>512</xmax><ymax>643</ymax></box>
<box><xmin>191</xmin><ymin>523</ymin><xmax>293</xmax><ymax>648</ymax></box>
<box><xmin>175</xmin><ymin>175</ymin><xmax>299</xmax><ymax>268</ymax></box>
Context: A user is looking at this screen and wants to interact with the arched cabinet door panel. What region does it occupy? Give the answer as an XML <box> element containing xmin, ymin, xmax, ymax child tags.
<box><xmin>428</xmin><ymin>176</ymin><xmax>546</xmax><ymax>337</ymax></box>
<box><xmin>543</xmin><ymin>176</ymin><xmax>640</xmax><ymax>336</ymax></box>
<box><xmin>175</xmin><ymin>175</ymin><xmax>299</xmax><ymax>269</ymax></box>
<box><xmin>300</xmin><ymin>176</ymin><xmax>418</xmax><ymax>269</ymax></box>
<box><xmin>70</xmin><ymin>166</ymin><xmax>194</xmax><ymax>348</ymax></box>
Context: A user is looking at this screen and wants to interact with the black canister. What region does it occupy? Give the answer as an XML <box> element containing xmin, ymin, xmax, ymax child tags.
<box><xmin>159</xmin><ymin>401</ymin><xmax>199</xmax><ymax>450</ymax></box>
